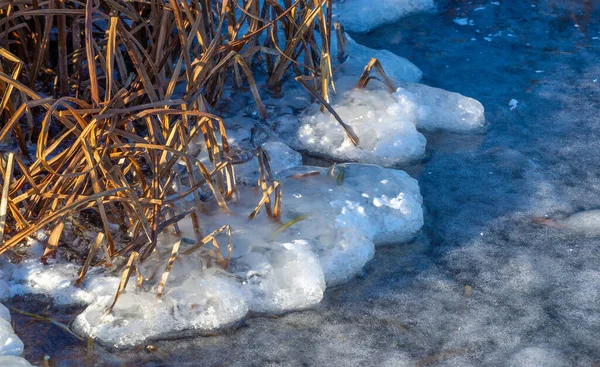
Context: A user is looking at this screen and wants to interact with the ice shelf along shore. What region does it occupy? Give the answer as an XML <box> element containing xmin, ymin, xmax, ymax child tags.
<box><xmin>2</xmin><ymin>162</ymin><xmax>423</xmax><ymax>347</ymax></box>
<box><xmin>0</xmin><ymin>30</ymin><xmax>485</xmax><ymax>348</ymax></box>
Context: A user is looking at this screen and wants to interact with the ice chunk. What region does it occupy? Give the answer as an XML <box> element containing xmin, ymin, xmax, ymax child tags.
<box><xmin>0</xmin><ymin>300</ymin><xmax>29</xmax><ymax>363</ymax></box>
<box><xmin>509</xmin><ymin>98</ymin><xmax>519</xmax><ymax>110</ymax></box>
<box><xmin>560</xmin><ymin>210</ymin><xmax>600</xmax><ymax>235</ymax></box>
<box><xmin>277</xmin><ymin>164</ymin><xmax>423</xmax><ymax>282</ymax></box>
<box><xmin>43</xmin><ymin>164</ymin><xmax>423</xmax><ymax>347</ymax></box>
<box><xmin>0</xmin><ymin>318</ymin><xmax>24</xmax><ymax>357</ymax></box>
<box><xmin>7</xmin><ymin>259</ymin><xmax>114</xmax><ymax>305</ymax></box>
<box><xmin>0</xmin><ymin>304</ymin><xmax>10</xmax><ymax>322</ymax></box>
<box><xmin>73</xmin><ymin>268</ymin><xmax>250</xmax><ymax>347</ymax></box>
<box><xmin>335</xmin><ymin>165</ymin><xmax>424</xmax><ymax>244</ymax></box>
<box><xmin>453</xmin><ymin>17</ymin><xmax>469</xmax><ymax>26</ymax></box>
<box><xmin>271</xmin><ymin>88</ymin><xmax>427</xmax><ymax>167</ymax></box>
<box><xmin>239</xmin><ymin>240</ymin><xmax>326</xmax><ymax>313</ymax></box>
<box><xmin>397</xmin><ymin>82</ymin><xmax>486</xmax><ymax>132</ymax></box>
<box><xmin>333</xmin><ymin>0</ymin><xmax>435</xmax><ymax>33</ymax></box>
<box><xmin>269</xmin><ymin>80</ymin><xmax>484</xmax><ymax>166</ymax></box>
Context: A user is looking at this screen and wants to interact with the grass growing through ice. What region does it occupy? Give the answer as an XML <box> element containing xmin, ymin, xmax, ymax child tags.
<box><xmin>0</xmin><ymin>0</ymin><xmax>394</xmax><ymax>318</ymax></box>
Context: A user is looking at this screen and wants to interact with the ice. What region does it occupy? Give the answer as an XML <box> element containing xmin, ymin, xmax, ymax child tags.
<box><xmin>216</xmin><ymin>31</ymin><xmax>482</xmax><ymax>169</ymax></box>
<box><xmin>260</xmin><ymin>30</ymin><xmax>484</xmax><ymax>166</ymax></box>
<box><xmin>560</xmin><ymin>210</ymin><xmax>600</xmax><ymax>235</ymax></box>
<box><xmin>5</xmin><ymin>257</ymin><xmax>116</xmax><ymax>305</ymax></box>
<box><xmin>18</xmin><ymin>0</ymin><xmax>600</xmax><ymax>364</ymax></box>
<box><xmin>398</xmin><ymin>82</ymin><xmax>486</xmax><ymax>132</ymax></box>
<box><xmin>508</xmin><ymin>347</ymin><xmax>569</xmax><ymax>367</ymax></box>
<box><xmin>453</xmin><ymin>17</ymin><xmax>469</xmax><ymax>26</ymax></box>
<box><xmin>0</xmin><ymin>303</ymin><xmax>30</xmax><ymax>366</ymax></box>
<box><xmin>240</xmin><ymin>240</ymin><xmax>325</xmax><ymax>313</ymax></box>
<box><xmin>270</xmin><ymin>87</ymin><xmax>427</xmax><ymax>167</ymax></box>
<box><xmin>0</xmin><ymin>319</ymin><xmax>23</xmax><ymax>357</ymax></box>
<box><xmin>2</xmin><ymin>163</ymin><xmax>421</xmax><ymax>347</ymax></box>
<box><xmin>333</xmin><ymin>0</ymin><xmax>435</xmax><ymax>33</ymax></box>
<box><xmin>509</xmin><ymin>98</ymin><xmax>519</xmax><ymax>110</ymax></box>
<box><xmin>73</xmin><ymin>268</ymin><xmax>251</xmax><ymax>347</ymax></box>
<box><xmin>0</xmin><ymin>278</ymin><xmax>9</xmax><ymax>301</ymax></box>
<box><xmin>270</xmin><ymin>81</ymin><xmax>484</xmax><ymax>166</ymax></box>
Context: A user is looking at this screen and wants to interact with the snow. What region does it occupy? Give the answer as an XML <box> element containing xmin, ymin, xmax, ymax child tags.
<box><xmin>333</xmin><ymin>0</ymin><xmax>435</xmax><ymax>33</ymax></box>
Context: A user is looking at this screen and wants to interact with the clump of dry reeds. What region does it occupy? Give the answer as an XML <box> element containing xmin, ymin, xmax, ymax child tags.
<box><xmin>0</xmin><ymin>0</ymin><xmax>391</xmax><ymax>308</ymax></box>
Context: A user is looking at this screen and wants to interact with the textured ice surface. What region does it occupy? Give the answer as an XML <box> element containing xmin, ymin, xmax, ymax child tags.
<box><xmin>333</xmin><ymin>0</ymin><xmax>435</xmax><ymax>33</ymax></box>
<box><xmin>270</xmin><ymin>82</ymin><xmax>484</xmax><ymax>166</ymax></box>
<box><xmin>6</xmin><ymin>163</ymin><xmax>422</xmax><ymax>347</ymax></box>
<box><xmin>73</xmin><ymin>268</ymin><xmax>251</xmax><ymax>347</ymax></box>
<box><xmin>271</xmin><ymin>87</ymin><xmax>427</xmax><ymax>167</ymax></box>
<box><xmin>0</xmin><ymin>307</ymin><xmax>23</xmax><ymax>358</ymax></box>
<box><xmin>398</xmin><ymin>82</ymin><xmax>486</xmax><ymax>132</ymax></box>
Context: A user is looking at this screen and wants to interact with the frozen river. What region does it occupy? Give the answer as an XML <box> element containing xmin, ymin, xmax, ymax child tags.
<box><xmin>12</xmin><ymin>0</ymin><xmax>600</xmax><ymax>365</ymax></box>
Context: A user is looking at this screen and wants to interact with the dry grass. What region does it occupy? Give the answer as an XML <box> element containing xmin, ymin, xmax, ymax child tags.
<box><xmin>0</xmin><ymin>0</ymin><xmax>383</xmax><ymax>311</ymax></box>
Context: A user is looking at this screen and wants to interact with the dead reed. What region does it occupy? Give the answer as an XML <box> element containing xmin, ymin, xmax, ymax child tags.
<box><xmin>0</xmin><ymin>0</ymin><xmax>383</xmax><ymax>308</ymax></box>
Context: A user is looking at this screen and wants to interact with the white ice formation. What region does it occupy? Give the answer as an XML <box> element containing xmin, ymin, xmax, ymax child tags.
<box><xmin>2</xmin><ymin>163</ymin><xmax>423</xmax><ymax>348</ymax></box>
